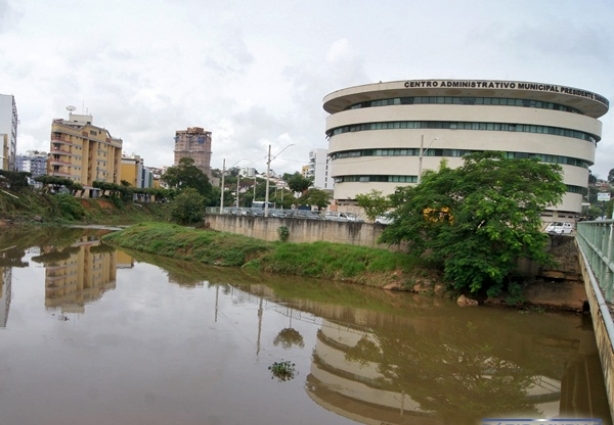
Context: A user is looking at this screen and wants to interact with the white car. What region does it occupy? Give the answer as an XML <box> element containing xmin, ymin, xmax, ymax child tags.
<box><xmin>324</xmin><ymin>212</ymin><xmax>363</xmax><ymax>222</ymax></box>
<box><xmin>375</xmin><ymin>214</ymin><xmax>394</xmax><ymax>225</ymax></box>
<box><xmin>545</xmin><ymin>222</ymin><xmax>574</xmax><ymax>234</ymax></box>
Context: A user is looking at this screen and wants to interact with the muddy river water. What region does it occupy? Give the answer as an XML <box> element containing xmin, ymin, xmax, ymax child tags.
<box><xmin>0</xmin><ymin>229</ymin><xmax>611</xmax><ymax>425</ymax></box>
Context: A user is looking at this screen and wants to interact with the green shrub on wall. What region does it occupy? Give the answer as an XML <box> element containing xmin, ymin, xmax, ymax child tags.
<box><xmin>277</xmin><ymin>226</ymin><xmax>289</xmax><ymax>242</ymax></box>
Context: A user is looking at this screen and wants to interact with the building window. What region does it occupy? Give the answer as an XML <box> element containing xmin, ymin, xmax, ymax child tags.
<box><xmin>345</xmin><ymin>96</ymin><xmax>584</xmax><ymax>114</ymax></box>
<box><xmin>330</xmin><ymin>148</ymin><xmax>589</xmax><ymax>169</ymax></box>
<box><xmin>326</xmin><ymin>121</ymin><xmax>598</xmax><ymax>144</ymax></box>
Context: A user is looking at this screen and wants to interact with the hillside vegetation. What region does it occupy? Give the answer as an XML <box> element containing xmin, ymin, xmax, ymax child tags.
<box><xmin>0</xmin><ymin>189</ymin><xmax>168</xmax><ymax>225</ymax></box>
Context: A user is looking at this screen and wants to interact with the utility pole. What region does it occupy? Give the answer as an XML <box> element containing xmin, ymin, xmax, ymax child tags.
<box><xmin>264</xmin><ymin>143</ymin><xmax>294</xmax><ymax>218</ymax></box>
<box><xmin>417</xmin><ymin>135</ymin><xmax>424</xmax><ymax>185</ymax></box>
<box><xmin>253</xmin><ymin>175</ymin><xmax>257</xmax><ymax>202</ymax></box>
<box><xmin>236</xmin><ymin>173</ymin><xmax>241</xmax><ymax>208</ymax></box>
<box><xmin>220</xmin><ymin>158</ymin><xmax>225</xmax><ymax>213</ymax></box>
<box><xmin>417</xmin><ymin>135</ymin><xmax>438</xmax><ymax>184</ymax></box>
<box><xmin>265</xmin><ymin>144</ymin><xmax>271</xmax><ymax>218</ymax></box>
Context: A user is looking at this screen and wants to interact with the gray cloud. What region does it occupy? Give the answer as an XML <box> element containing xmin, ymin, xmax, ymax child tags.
<box><xmin>2</xmin><ymin>0</ymin><xmax>613</xmax><ymax>179</ymax></box>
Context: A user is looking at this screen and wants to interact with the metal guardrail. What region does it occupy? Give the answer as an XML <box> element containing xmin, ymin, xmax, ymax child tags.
<box><xmin>205</xmin><ymin>207</ymin><xmax>365</xmax><ymax>222</ymax></box>
<box><xmin>576</xmin><ymin>220</ymin><xmax>614</xmax><ymax>303</ymax></box>
<box><xmin>576</xmin><ymin>221</ymin><xmax>614</xmax><ymax>421</ymax></box>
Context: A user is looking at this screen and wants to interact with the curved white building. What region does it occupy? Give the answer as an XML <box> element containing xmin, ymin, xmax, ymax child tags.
<box><xmin>323</xmin><ymin>80</ymin><xmax>609</xmax><ymax>219</ymax></box>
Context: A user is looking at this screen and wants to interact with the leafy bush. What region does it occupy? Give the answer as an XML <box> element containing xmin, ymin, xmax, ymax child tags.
<box><xmin>169</xmin><ymin>188</ymin><xmax>205</xmax><ymax>225</ymax></box>
<box><xmin>53</xmin><ymin>193</ymin><xmax>87</xmax><ymax>221</ymax></box>
<box><xmin>277</xmin><ymin>226</ymin><xmax>289</xmax><ymax>242</ymax></box>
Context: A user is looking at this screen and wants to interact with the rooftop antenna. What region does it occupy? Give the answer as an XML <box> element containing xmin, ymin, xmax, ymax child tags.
<box><xmin>66</xmin><ymin>105</ymin><xmax>76</xmax><ymax>118</ymax></box>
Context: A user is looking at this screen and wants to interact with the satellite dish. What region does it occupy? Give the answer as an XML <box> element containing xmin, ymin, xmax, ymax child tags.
<box><xmin>66</xmin><ymin>105</ymin><xmax>76</xmax><ymax>112</ymax></box>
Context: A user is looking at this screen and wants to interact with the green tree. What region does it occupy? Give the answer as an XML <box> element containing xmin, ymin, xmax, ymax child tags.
<box><xmin>608</xmin><ymin>168</ymin><xmax>614</xmax><ymax>184</ymax></box>
<box><xmin>34</xmin><ymin>175</ymin><xmax>74</xmax><ymax>193</ymax></box>
<box><xmin>285</xmin><ymin>172</ymin><xmax>313</xmax><ymax>194</ymax></box>
<box><xmin>269</xmin><ymin>187</ymin><xmax>294</xmax><ymax>209</ymax></box>
<box><xmin>70</xmin><ymin>182</ymin><xmax>85</xmax><ymax>197</ymax></box>
<box><xmin>381</xmin><ymin>152</ymin><xmax>566</xmax><ymax>302</ymax></box>
<box><xmin>169</xmin><ymin>188</ymin><xmax>205</xmax><ymax>225</ymax></box>
<box><xmin>161</xmin><ymin>157</ymin><xmax>213</xmax><ymax>203</ymax></box>
<box><xmin>355</xmin><ymin>189</ymin><xmax>392</xmax><ymax>221</ymax></box>
<box><xmin>0</xmin><ymin>170</ymin><xmax>31</xmax><ymax>192</ymax></box>
<box><xmin>298</xmin><ymin>188</ymin><xmax>331</xmax><ymax>210</ymax></box>
<box><xmin>589</xmin><ymin>169</ymin><xmax>598</xmax><ymax>184</ymax></box>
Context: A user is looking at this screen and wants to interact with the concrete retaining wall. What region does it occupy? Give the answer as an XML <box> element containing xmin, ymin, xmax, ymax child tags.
<box><xmin>205</xmin><ymin>214</ymin><xmax>394</xmax><ymax>249</ymax></box>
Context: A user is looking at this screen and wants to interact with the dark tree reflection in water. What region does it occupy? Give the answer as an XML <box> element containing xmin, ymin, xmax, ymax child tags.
<box><xmin>345</xmin><ymin>321</ymin><xmax>540</xmax><ymax>424</ymax></box>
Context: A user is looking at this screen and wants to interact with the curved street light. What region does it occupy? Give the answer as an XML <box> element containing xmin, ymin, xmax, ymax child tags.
<box><xmin>417</xmin><ymin>135</ymin><xmax>439</xmax><ymax>184</ymax></box>
<box><xmin>265</xmin><ymin>143</ymin><xmax>295</xmax><ymax>218</ymax></box>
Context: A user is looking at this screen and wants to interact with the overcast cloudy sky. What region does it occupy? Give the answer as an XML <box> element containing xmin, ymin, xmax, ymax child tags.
<box><xmin>1</xmin><ymin>0</ymin><xmax>612</xmax><ymax>177</ymax></box>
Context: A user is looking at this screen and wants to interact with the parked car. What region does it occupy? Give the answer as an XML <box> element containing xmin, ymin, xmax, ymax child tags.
<box><xmin>545</xmin><ymin>222</ymin><xmax>574</xmax><ymax>234</ymax></box>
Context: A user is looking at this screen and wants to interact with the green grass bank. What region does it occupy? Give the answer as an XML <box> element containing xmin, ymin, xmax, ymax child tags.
<box><xmin>103</xmin><ymin>222</ymin><xmax>429</xmax><ymax>288</ymax></box>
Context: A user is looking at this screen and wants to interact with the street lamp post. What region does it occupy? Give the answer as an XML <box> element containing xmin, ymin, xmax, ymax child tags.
<box><xmin>264</xmin><ymin>143</ymin><xmax>295</xmax><ymax>218</ymax></box>
<box><xmin>417</xmin><ymin>135</ymin><xmax>439</xmax><ymax>184</ymax></box>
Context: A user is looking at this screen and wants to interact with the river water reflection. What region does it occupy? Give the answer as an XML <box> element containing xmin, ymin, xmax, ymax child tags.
<box><xmin>0</xmin><ymin>228</ymin><xmax>611</xmax><ymax>425</ymax></box>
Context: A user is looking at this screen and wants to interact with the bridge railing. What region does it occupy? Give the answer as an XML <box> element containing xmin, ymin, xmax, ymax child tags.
<box><xmin>576</xmin><ymin>220</ymin><xmax>614</xmax><ymax>303</ymax></box>
<box><xmin>576</xmin><ymin>220</ymin><xmax>614</xmax><ymax>420</ymax></box>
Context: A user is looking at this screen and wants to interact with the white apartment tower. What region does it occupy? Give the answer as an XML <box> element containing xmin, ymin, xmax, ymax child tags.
<box><xmin>0</xmin><ymin>94</ymin><xmax>18</xmax><ymax>171</ymax></box>
<box><xmin>17</xmin><ymin>151</ymin><xmax>48</xmax><ymax>178</ymax></box>
<box><xmin>307</xmin><ymin>148</ymin><xmax>334</xmax><ymax>190</ymax></box>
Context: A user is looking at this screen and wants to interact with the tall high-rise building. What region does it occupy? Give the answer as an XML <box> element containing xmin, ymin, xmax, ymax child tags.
<box><xmin>16</xmin><ymin>151</ymin><xmax>48</xmax><ymax>178</ymax></box>
<box><xmin>0</xmin><ymin>94</ymin><xmax>18</xmax><ymax>171</ymax></box>
<box><xmin>49</xmin><ymin>110</ymin><xmax>122</xmax><ymax>196</ymax></box>
<box><xmin>173</xmin><ymin>127</ymin><xmax>212</xmax><ymax>177</ymax></box>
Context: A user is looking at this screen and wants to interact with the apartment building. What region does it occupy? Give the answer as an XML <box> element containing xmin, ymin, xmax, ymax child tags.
<box><xmin>0</xmin><ymin>94</ymin><xmax>18</xmax><ymax>171</ymax></box>
<box><xmin>16</xmin><ymin>150</ymin><xmax>48</xmax><ymax>178</ymax></box>
<box><xmin>307</xmin><ymin>148</ymin><xmax>334</xmax><ymax>190</ymax></box>
<box><xmin>121</xmin><ymin>154</ymin><xmax>155</xmax><ymax>193</ymax></box>
<box><xmin>49</xmin><ymin>111</ymin><xmax>122</xmax><ymax>196</ymax></box>
<box><xmin>121</xmin><ymin>154</ymin><xmax>144</xmax><ymax>188</ymax></box>
<box><xmin>173</xmin><ymin>127</ymin><xmax>212</xmax><ymax>177</ymax></box>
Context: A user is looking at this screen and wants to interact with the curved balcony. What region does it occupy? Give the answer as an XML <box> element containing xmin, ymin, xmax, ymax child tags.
<box><xmin>50</xmin><ymin>170</ymin><xmax>73</xmax><ymax>178</ymax></box>
<box><xmin>51</xmin><ymin>137</ymin><xmax>75</xmax><ymax>146</ymax></box>
<box><xmin>48</xmin><ymin>158</ymin><xmax>73</xmax><ymax>166</ymax></box>
<box><xmin>50</xmin><ymin>147</ymin><xmax>77</xmax><ymax>156</ymax></box>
